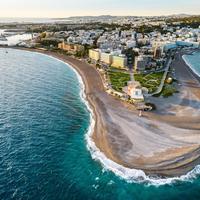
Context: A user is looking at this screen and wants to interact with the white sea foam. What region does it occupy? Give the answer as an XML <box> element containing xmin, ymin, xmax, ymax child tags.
<box><xmin>73</xmin><ymin>58</ymin><xmax>200</xmax><ymax>186</ymax></box>
<box><xmin>14</xmin><ymin>49</ymin><xmax>200</xmax><ymax>186</ymax></box>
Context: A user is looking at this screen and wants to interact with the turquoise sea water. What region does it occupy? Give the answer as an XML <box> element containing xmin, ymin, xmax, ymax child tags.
<box><xmin>183</xmin><ymin>51</ymin><xmax>200</xmax><ymax>77</ymax></box>
<box><xmin>0</xmin><ymin>48</ymin><xmax>200</xmax><ymax>200</ymax></box>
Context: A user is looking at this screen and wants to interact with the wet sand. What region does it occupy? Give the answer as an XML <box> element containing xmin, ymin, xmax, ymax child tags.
<box><xmin>9</xmin><ymin>48</ymin><xmax>200</xmax><ymax>177</ymax></box>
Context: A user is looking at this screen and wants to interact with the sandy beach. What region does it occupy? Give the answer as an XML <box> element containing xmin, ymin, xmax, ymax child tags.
<box><xmin>9</xmin><ymin>47</ymin><xmax>200</xmax><ymax>177</ymax></box>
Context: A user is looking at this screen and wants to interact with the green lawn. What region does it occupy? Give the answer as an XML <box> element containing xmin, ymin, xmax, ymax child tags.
<box><xmin>134</xmin><ymin>72</ymin><xmax>164</xmax><ymax>93</ymax></box>
<box><xmin>108</xmin><ymin>71</ymin><xmax>130</xmax><ymax>92</ymax></box>
<box><xmin>108</xmin><ymin>70</ymin><xmax>164</xmax><ymax>94</ymax></box>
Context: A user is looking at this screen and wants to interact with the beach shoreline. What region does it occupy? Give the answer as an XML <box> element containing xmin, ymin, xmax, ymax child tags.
<box><xmin>182</xmin><ymin>51</ymin><xmax>200</xmax><ymax>82</ymax></box>
<box><xmin>3</xmin><ymin>47</ymin><xmax>200</xmax><ymax>183</ymax></box>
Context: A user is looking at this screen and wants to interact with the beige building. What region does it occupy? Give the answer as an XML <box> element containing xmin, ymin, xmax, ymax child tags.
<box><xmin>153</xmin><ymin>47</ymin><xmax>162</xmax><ymax>59</ymax></box>
<box><xmin>112</xmin><ymin>55</ymin><xmax>127</xmax><ymax>69</ymax></box>
<box><xmin>58</xmin><ymin>41</ymin><xmax>84</xmax><ymax>53</ymax></box>
<box><xmin>89</xmin><ymin>48</ymin><xmax>128</xmax><ymax>68</ymax></box>
<box><xmin>152</xmin><ymin>41</ymin><xmax>168</xmax><ymax>54</ymax></box>
<box><xmin>100</xmin><ymin>52</ymin><xmax>112</xmax><ymax>65</ymax></box>
<box><xmin>89</xmin><ymin>49</ymin><xmax>100</xmax><ymax>62</ymax></box>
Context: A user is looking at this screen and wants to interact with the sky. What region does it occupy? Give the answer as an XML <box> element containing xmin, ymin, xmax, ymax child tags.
<box><xmin>0</xmin><ymin>0</ymin><xmax>200</xmax><ymax>18</ymax></box>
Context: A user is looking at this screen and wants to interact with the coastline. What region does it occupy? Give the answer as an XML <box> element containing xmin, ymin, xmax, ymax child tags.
<box><xmin>3</xmin><ymin>47</ymin><xmax>200</xmax><ymax>185</ymax></box>
<box><xmin>182</xmin><ymin>52</ymin><xmax>200</xmax><ymax>81</ymax></box>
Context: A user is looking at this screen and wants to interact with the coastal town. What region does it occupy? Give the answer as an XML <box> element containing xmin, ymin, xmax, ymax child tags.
<box><xmin>1</xmin><ymin>15</ymin><xmax>200</xmax><ymax>178</ymax></box>
<box><xmin>1</xmin><ymin>4</ymin><xmax>200</xmax><ymax>200</ymax></box>
<box><xmin>2</xmin><ymin>0</ymin><xmax>200</xmax><ymax>198</ymax></box>
<box><xmin>1</xmin><ymin>15</ymin><xmax>200</xmax><ymax>112</ymax></box>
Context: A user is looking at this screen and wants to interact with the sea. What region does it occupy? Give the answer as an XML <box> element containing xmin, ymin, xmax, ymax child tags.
<box><xmin>0</xmin><ymin>29</ymin><xmax>33</xmax><ymax>46</ymax></box>
<box><xmin>0</xmin><ymin>18</ymin><xmax>70</xmax><ymax>24</ymax></box>
<box><xmin>183</xmin><ymin>51</ymin><xmax>200</xmax><ymax>77</ymax></box>
<box><xmin>0</xmin><ymin>48</ymin><xmax>200</xmax><ymax>200</ymax></box>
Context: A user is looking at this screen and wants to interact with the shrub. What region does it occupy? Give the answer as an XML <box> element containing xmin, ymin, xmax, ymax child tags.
<box><xmin>162</xmin><ymin>85</ymin><xmax>177</xmax><ymax>98</ymax></box>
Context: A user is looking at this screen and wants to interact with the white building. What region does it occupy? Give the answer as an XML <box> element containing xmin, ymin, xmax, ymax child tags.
<box><xmin>123</xmin><ymin>81</ymin><xmax>144</xmax><ymax>101</ymax></box>
<box><xmin>126</xmin><ymin>40</ymin><xmax>136</xmax><ymax>48</ymax></box>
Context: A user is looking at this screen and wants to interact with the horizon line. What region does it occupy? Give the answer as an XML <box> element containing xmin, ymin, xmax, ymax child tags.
<box><xmin>0</xmin><ymin>13</ymin><xmax>200</xmax><ymax>19</ymax></box>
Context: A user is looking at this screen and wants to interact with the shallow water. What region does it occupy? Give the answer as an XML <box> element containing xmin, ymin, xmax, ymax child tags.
<box><xmin>183</xmin><ymin>51</ymin><xmax>200</xmax><ymax>77</ymax></box>
<box><xmin>0</xmin><ymin>48</ymin><xmax>200</xmax><ymax>200</ymax></box>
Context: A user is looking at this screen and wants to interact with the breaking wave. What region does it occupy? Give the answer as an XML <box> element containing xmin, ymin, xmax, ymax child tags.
<box><xmin>32</xmin><ymin>51</ymin><xmax>200</xmax><ymax>187</ymax></box>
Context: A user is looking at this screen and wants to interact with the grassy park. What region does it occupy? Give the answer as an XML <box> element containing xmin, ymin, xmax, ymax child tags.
<box><xmin>134</xmin><ymin>72</ymin><xmax>164</xmax><ymax>93</ymax></box>
<box><xmin>108</xmin><ymin>71</ymin><xmax>130</xmax><ymax>92</ymax></box>
<box><xmin>108</xmin><ymin>70</ymin><xmax>164</xmax><ymax>94</ymax></box>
